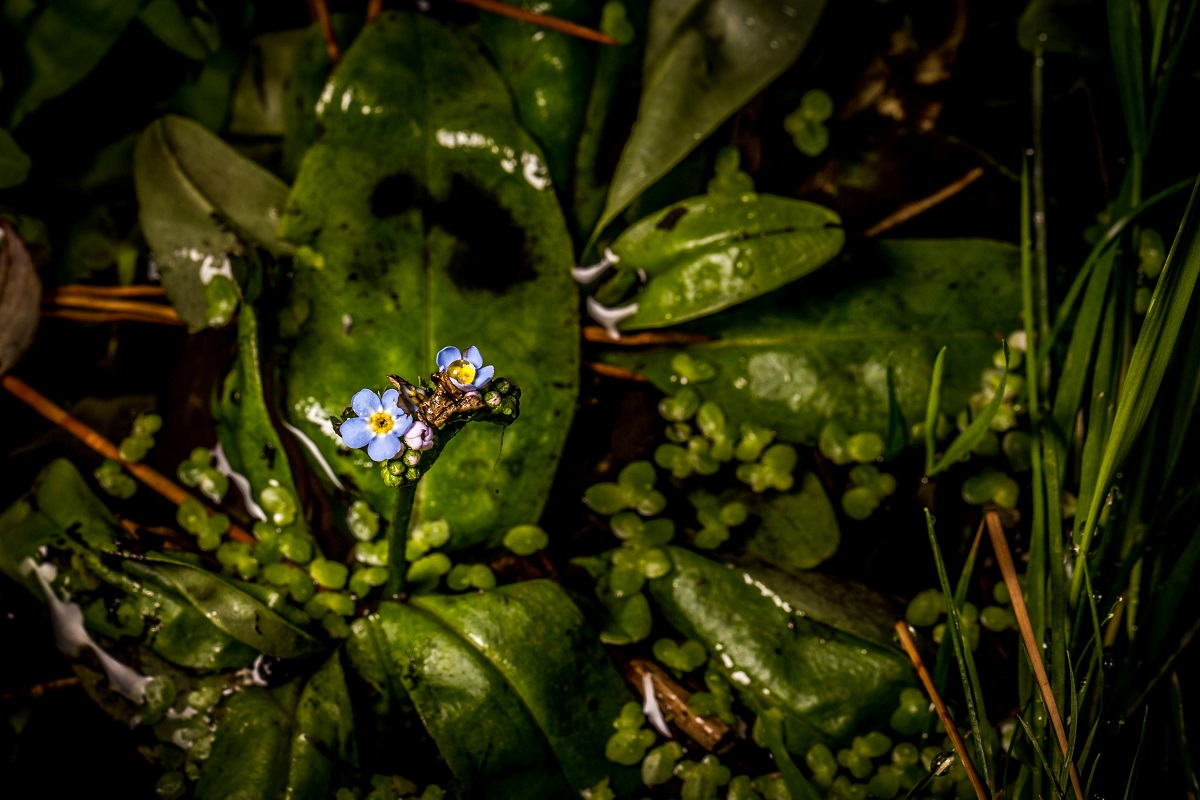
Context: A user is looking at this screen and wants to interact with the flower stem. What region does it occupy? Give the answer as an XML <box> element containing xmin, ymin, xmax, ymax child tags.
<box><xmin>386</xmin><ymin>482</ymin><xmax>416</xmax><ymax>598</ymax></box>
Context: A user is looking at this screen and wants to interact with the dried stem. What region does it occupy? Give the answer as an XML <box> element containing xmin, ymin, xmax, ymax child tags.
<box><xmin>582</xmin><ymin>361</ymin><xmax>648</xmax><ymax>382</ymax></box>
<box><xmin>41</xmin><ymin>309</ymin><xmax>185</xmax><ymax>326</ymax></box>
<box><xmin>862</xmin><ymin>167</ymin><xmax>985</xmax><ymax>238</ymax></box>
<box><xmin>43</xmin><ymin>294</ymin><xmax>184</xmax><ymax>325</ymax></box>
<box><xmin>625</xmin><ymin>658</ymin><xmax>732</xmax><ymax>751</ymax></box>
<box><xmin>0</xmin><ymin>676</ymin><xmax>80</xmax><ymax>703</ymax></box>
<box><xmin>985</xmin><ymin>509</ymin><xmax>1084</xmax><ymax>800</ymax></box>
<box><xmin>582</xmin><ymin>326</ymin><xmax>711</xmax><ymax>345</ymax></box>
<box><xmin>308</xmin><ymin>0</ymin><xmax>341</xmax><ymax>62</ymax></box>
<box><xmin>48</xmin><ymin>285</ymin><xmax>166</xmax><ymax>299</ymax></box>
<box><xmin>894</xmin><ymin>621</ymin><xmax>989</xmax><ymax>800</ymax></box>
<box><xmin>449</xmin><ymin>0</ymin><xmax>618</xmax><ymax>45</ymax></box>
<box><xmin>0</xmin><ymin>374</ymin><xmax>253</xmax><ymax>544</ymax></box>
<box><xmin>366</xmin><ymin>0</ymin><xmax>384</xmax><ymax>22</ymax></box>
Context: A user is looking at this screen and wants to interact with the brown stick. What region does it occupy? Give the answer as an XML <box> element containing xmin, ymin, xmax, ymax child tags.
<box><xmin>862</xmin><ymin>167</ymin><xmax>985</xmax><ymax>238</ymax></box>
<box><xmin>0</xmin><ymin>676</ymin><xmax>80</xmax><ymax>703</ymax></box>
<box><xmin>581</xmin><ymin>326</ymin><xmax>711</xmax><ymax>345</ymax></box>
<box><xmin>625</xmin><ymin>658</ymin><xmax>731</xmax><ymax>751</ymax></box>
<box><xmin>449</xmin><ymin>0</ymin><xmax>618</xmax><ymax>45</ymax></box>
<box><xmin>308</xmin><ymin>0</ymin><xmax>341</xmax><ymax>61</ymax></box>
<box><xmin>582</xmin><ymin>361</ymin><xmax>648</xmax><ymax>382</ymax></box>
<box><xmin>894</xmin><ymin>621</ymin><xmax>989</xmax><ymax>800</ymax></box>
<box><xmin>48</xmin><ymin>285</ymin><xmax>166</xmax><ymax>299</ymax></box>
<box><xmin>41</xmin><ymin>309</ymin><xmax>186</xmax><ymax>326</ymax></box>
<box><xmin>985</xmin><ymin>509</ymin><xmax>1084</xmax><ymax>800</ymax></box>
<box><xmin>0</xmin><ymin>374</ymin><xmax>253</xmax><ymax>544</ymax></box>
<box><xmin>366</xmin><ymin>0</ymin><xmax>384</xmax><ymax>22</ymax></box>
<box><xmin>44</xmin><ymin>296</ymin><xmax>183</xmax><ymax>323</ymax></box>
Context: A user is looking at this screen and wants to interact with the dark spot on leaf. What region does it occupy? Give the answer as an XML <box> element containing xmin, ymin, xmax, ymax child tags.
<box><xmin>260</xmin><ymin>443</ymin><xmax>276</xmax><ymax>470</ymax></box>
<box><xmin>587</xmin><ymin>697</ymin><xmax>599</xmax><ymax>712</ymax></box>
<box><xmin>435</xmin><ymin>177</ymin><xmax>535</xmax><ymax>293</ymax></box>
<box><xmin>371</xmin><ymin>173</ymin><xmax>424</xmax><ymax>218</ymax></box>
<box><xmin>657</xmin><ymin>206</ymin><xmax>688</xmax><ymax>231</ymax></box>
<box><xmin>65</xmin><ymin>521</ymin><xmax>82</xmax><ymax>538</ymax></box>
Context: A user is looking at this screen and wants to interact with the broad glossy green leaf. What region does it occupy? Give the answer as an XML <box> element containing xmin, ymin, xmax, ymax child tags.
<box><xmin>0</xmin><ymin>460</ymin><xmax>258</xmax><ymax>671</ymax></box>
<box><xmin>123</xmin><ymin>556</ymin><xmax>322</xmax><ymax>659</ymax></box>
<box><xmin>213</xmin><ymin>304</ymin><xmax>309</xmax><ymax>539</ymax></box>
<box><xmin>0</xmin><ymin>128</ymin><xmax>32</xmax><ymax>189</ymax></box>
<box><xmin>480</xmin><ymin>0</ymin><xmax>599</xmax><ymax>192</ymax></box>
<box><xmin>10</xmin><ymin>0</ymin><xmax>143</xmax><ymax>123</ymax></box>
<box><xmin>349</xmin><ymin>602</ymin><xmax>574</xmax><ymax>799</ymax></box>
<box><xmin>603</xmin><ymin>239</ymin><xmax>1020</xmax><ymax>442</ymax></box>
<box><xmin>593</xmin><ymin>0</ymin><xmax>826</xmax><ymax>237</ymax></box>
<box><xmin>648</xmin><ymin>546</ymin><xmax>911</xmax><ymax>743</ymax></box>
<box><xmin>278</xmin><ymin>12</ymin><xmax>578</xmax><ymax>547</ymax></box>
<box><xmin>608</xmin><ymin>194</ymin><xmax>843</xmax><ymax>329</ymax></box>
<box><xmin>350</xmin><ymin>581</ymin><xmax>634</xmax><ymax>797</ymax></box>
<box><xmin>745</xmin><ymin>472</ymin><xmax>840</xmax><ymax>571</ymax></box>
<box><xmin>197</xmin><ymin>661</ymin><xmax>355</xmax><ymax>800</ymax></box>
<box><xmin>133</xmin><ymin>114</ymin><xmax>292</xmax><ymax>329</ymax></box>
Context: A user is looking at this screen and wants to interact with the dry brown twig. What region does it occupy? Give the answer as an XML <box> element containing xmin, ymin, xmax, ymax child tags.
<box><xmin>0</xmin><ymin>374</ymin><xmax>253</xmax><ymax>544</ymax></box>
<box><xmin>625</xmin><ymin>658</ymin><xmax>731</xmax><ymax>752</ymax></box>
<box><xmin>894</xmin><ymin>620</ymin><xmax>990</xmax><ymax>800</ymax></box>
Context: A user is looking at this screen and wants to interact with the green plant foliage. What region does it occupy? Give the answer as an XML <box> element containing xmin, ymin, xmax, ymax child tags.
<box><xmin>745</xmin><ymin>472</ymin><xmax>840</xmax><ymax>570</ymax></box>
<box><xmin>348</xmin><ymin>581</ymin><xmax>635</xmax><ymax>797</ymax></box>
<box><xmin>647</xmin><ymin>546</ymin><xmax>912</xmax><ymax>745</ymax></box>
<box><xmin>133</xmin><ymin>115</ymin><xmax>293</xmax><ymax>329</ymax></box>
<box><xmin>9</xmin><ymin>0</ymin><xmax>144</xmax><ymax>123</ymax></box>
<box><xmin>278</xmin><ymin>13</ymin><xmax>579</xmax><ymax>548</ymax></box>
<box><xmin>603</xmin><ymin>193</ymin><xmax>844</xmax><ymax>329</ymax></box>
<box><xmin>0</xmin><ymin>128</ymin><xmax>31</xmax><ymax>189</ymax></box>
<box><xmin>593</xmin><ymin>0</ymin><xmax>827</xmax><ymax>237</ymax></box>
<box><xmin>604</xmin><ymin>239</ymin><xmax>1021</xmax><ymax>442</ymax></box>
<box><xmin>480</xmin><ymin>0</ymin><xmax>599</xmax><ymax>192</ymax></box>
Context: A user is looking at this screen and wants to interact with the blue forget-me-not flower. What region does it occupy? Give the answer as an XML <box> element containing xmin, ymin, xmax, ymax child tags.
<box><xmin>340</xmin><ymin>388</ymin><xmax>414</xmax><ymax>462</ymax></box>
<box><xmin>436</xmin><ymin>345</ymin><xmax>494</xmax><ymax>393</ymax></box>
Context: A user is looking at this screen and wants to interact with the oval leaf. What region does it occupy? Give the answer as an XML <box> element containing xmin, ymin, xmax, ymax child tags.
<box><xmin>278</xmin><ymin>12</ymin><xmax>579</xmax><ymax>547</ymax></box>
<box><xmin>745</xmin><ymin>472</ymin><xmax>840</xmax><ymax>571</ymax></box>
<box><xmin>609</xmin><ymin>194</ymin><xmax>843</xmax><ymax>329</ymax></box>
<box><xmin>124</xmin><ymin>556</ymin><xmax>322</xmax><ymax>659</ymax></box>
<box><xmin>648</xmin><ymin>546</ymin><xmax>911</xmax><ymax>743</ymax></box>
<box><xmin>133</xmin><ymin>114</ymin><xmax>293</xmax><ymax>329</ymax></box>
<box><xmin>593</xmin><ymin>0</ymin><xmax>826</xmax><ymax>237</ymax></box>
<box><xmin>603</xmin><ymin>239</ymin><xmax>1021</xmax><ymax>442</ymax></box>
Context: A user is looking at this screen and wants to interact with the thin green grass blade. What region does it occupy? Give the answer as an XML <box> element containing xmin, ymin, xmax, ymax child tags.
<box><xmin>1123</xmin><ymin>708</ymin><xmax>1151</xmax><ymax>800</ymax></box>
<box><xmin>931</xmin><ymin>523</ymin><xmax>983</xmax><ymax>694</ymax></box>
<box><xmin>1017</xmin><ymin>713</ymin><xmax>1068</xmax><ymax>799</ymax></box>
<box><xmin>1073</xmin><ymin>173</ymin><xmax>1200</xmax><ymax>603</ymax></box>
<box><xmin>885</xmin><ymin>356</ymin><xmax>908</xmax><ymax>460</ymax></box>
<box><xmin>925</xmin><ymin>510</ymin><xmax>992</xmax><ymax>790</ymax></box>
<box><xmin>1148</xmin><ymin>0</ymin><xmax>1200</xmax><ymax>137</ymax></box>
<box><xmin>1051</xmin><ymin>247</ymin><xmax>1115</xmax><ymax>442</ymax></box>
<box><xmin>928</xmin><ymin>344</ymin><xmax>1009</xmax><ymax>476</ymax></box>
<box><xmin>925</xmin><ymin>346</ymin><xmax>947</xmax><ymax>475</ymax></box>
<box><xmin>1170</xmin><ymin>672</ymin><xmax>1200</xmax><ymax>798</ymax></box>
<box><xmin>1108</xmin><ymin>0</ymin><xmax>1148</xmax><ymax>155</ymax></box>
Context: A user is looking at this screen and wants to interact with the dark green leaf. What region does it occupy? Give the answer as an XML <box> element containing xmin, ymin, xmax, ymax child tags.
<box><xmin>603</xmin><ymin>239</ymin><xmax>1020</xmax><ymax>442</ymax></box>
<box><xmin>648</xmin><ymin>546</ymin><xmax>911</xmax><ymax>743</ymax></box>
<box><xmin>197</xmin><ymin>655</ymin><xmax>355</xmax><ymax>800</ymax></box>
<box><xmin>0</xmin><ymin>129</ymin><xmax>32</xmax><ymax>189</ymax></box>
<box><xmin>123</xmin><ymin>555</ymin><xmax>322</xmax><ymax>658</ymax></box>
<box><xmin>138</xmin><ymin>0</ymin><xmax>220</xmax><ymax>61</ymax></box>
<box><xmin>0</xmin><ymin>220</ymin><xmax>40</xmax><ymax>376</ymax></box>
<box><xmin>480</xmin><ymin>0</ymin><xmax>599</xmax><ymax>192</ymax></box>
<box><xmin>228</xmin><ymin>29</ymin><xmax>309</xmax><ymax>138</ymax></box>
<box><xmin>278</xmin><ymin>12</ymin><xmax>578</xmax><ymax>548</ymax></box>
<box><xmin>884</xmin><ymin>357</ymin><xmax>908</xmax><ymax>460</ymax></box>
<box><xmin>0</xmin><ymin>460</ymin><xmax>258</xmax><ymax>671</ymax></box>
<box><xmin>133</xmin><ymin>114</ymin><xmax>292</xmax><ymax>329</ymax></box>
<box><xmin>605</xmin><ymin>194</ymin><xmax>843</xmax><ymax>329</ymax></box>
<box><xmin>213</xmin><ymin>303</ymin><xmax>309</xmax><ymax>539</ymax></box>
<box><xmin>348</xmin><ymin>581</ymin><xmax>634</xmax><ymax>796</ymax></box>
<box><xmin>11</xmin><ymin>0</ymin><xmax>143</xmax><ymax>123</ymax></box>
<box><xmin>593</xmin><ymin>0</ymin><xmax>826</xmax><ymax>237</ymax></box>
<box><xmin>745</xmin><ymin>472</ymin><xmax>840</xmax><ymax>571</ymax></box>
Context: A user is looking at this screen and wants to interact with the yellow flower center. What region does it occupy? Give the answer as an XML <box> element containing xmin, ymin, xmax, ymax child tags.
<box><xmin>447</xmin><ymin>359</ymin><xmax>476</xmax><ymax>385</ymax></box>
<box><xmin>369</xmin><ymin>411</ymin><xmax>394</xmax><ymax>434</ymax></box>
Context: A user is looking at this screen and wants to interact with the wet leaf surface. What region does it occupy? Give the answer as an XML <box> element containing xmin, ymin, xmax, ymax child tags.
<box><xmin>347</xmin><ymin>581</ymin><xmax>634</xmax><ymax>796</ymax></box>
<box><xmin>648</xmin><ymin>546</ymin><xmax>911</xmax><ymax>744</ymax></box>
<box><xmin>133</xmin><ymin>114</ymin><xmax>292</xmax><ymax>329</ymax></box>
<box><xmin>609</xmin><ymin>193</ymin><xmax>843</xmax><ymax>329</ymax></box>
<box><xmin>603</xmin><ymin>239</ymin><xmax>1021</xmax><ymax>441</ymax></box>
<box><xmin>593</xmin><ymin>0</ymin><xmax>826</xmax><ymax>237</ymax></box>
<box><xmin>278</xmin><ymin>12</ymin><xmax>579</xmax><ymax>548</ymax></box>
